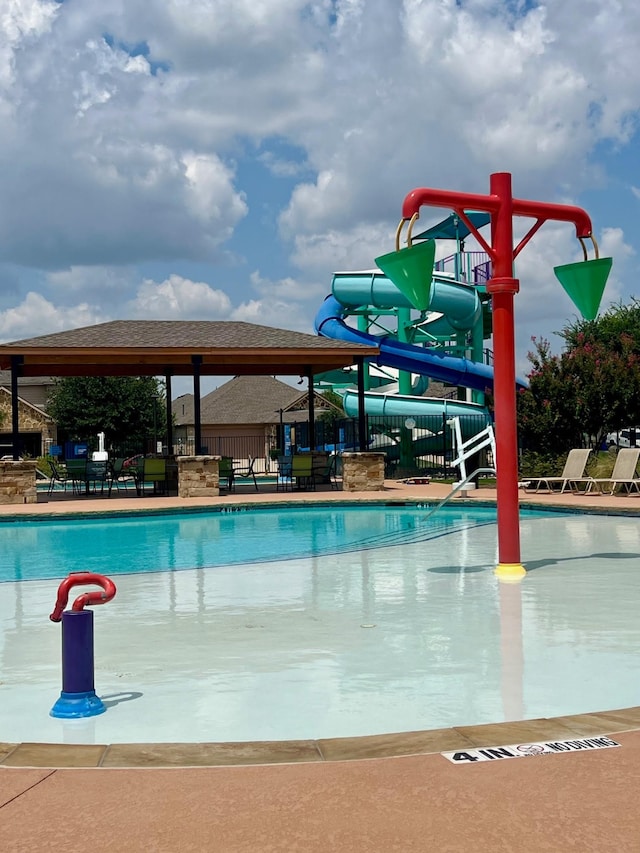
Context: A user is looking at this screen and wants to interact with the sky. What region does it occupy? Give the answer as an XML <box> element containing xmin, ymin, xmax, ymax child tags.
<box><xmin>1</xmin><ymin>0</ymin><xmax>639</xmax><ymax>398</ymax></box>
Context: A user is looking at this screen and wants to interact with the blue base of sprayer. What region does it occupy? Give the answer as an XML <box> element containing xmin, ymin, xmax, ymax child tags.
<box><xmin>50</xmin><ymin>690</ymin><xmax>106</xmax><ymax>719</ymax></box>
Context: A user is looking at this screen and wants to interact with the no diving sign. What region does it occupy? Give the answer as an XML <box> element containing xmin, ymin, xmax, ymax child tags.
<box><xmin>442</xmin><ymin>735</ymin><xmax>620</xmax><ymax>764</ymax></box>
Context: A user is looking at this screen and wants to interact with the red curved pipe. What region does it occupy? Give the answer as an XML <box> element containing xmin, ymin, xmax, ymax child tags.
<box><xmin>49</xmin><ymin>572</ymin><xmax>117</xmax><ymax>622</ymax></box>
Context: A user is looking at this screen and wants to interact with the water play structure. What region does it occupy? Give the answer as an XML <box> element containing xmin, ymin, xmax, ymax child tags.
<box><xmin>314</xmin><ymin>213</ymin><xmax>496</xmax><ymax>413</ymax></box>
<box><xmin>316</xmin><ymin>172</ymin><xmax>613</xmax><ymax>577</ymax></box>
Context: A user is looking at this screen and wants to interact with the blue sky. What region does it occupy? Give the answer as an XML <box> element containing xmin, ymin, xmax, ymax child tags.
<box><xmin>1</xmin><ymin>0</ymin><xmax>639</xmax><ymax>397</ymax></box>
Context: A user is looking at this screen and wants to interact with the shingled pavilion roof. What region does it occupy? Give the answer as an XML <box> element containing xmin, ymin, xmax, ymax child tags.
<box><xmin>0</xmin><ymin>320</ymin><xmax>377</xmax><ymax>378</ymax></box>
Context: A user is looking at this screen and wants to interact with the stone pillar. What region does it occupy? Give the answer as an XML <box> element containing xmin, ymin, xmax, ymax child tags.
<box><xmin>341</xmin><ymin>452</ymin><xmax>385</xmax><ymax>492</ymax></box>
<box><xmin>0</xmin><ymin>460</ymin><xmax>38</xmax><ymax>504</ymax></box>
<box><xmin>176</xmin><ymin>455</ymin><xmax>220</xmax><ymax>498</ymax></box>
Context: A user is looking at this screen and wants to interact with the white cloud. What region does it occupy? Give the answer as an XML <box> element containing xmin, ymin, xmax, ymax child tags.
<box><xmin>0</xmin><ymin>292</ymin><xmax>103</xmax><ymax>342</ymax></box>
<box><xmin>231</xmin><ymin>298</ymin><xmax>312</xmax><ymax>332</ymax></box>
<box><xmin>127</xmin><ymin>274</ymin><xmax>233</xmax><ymax>319</ymax></box>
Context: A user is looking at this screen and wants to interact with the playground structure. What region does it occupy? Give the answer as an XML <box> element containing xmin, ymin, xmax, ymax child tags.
<box><xmin>316</xmin><ymin>172</ymin><xmax>612</xmax><ymax>579</ymax></box>
<box><xmin>314</xmin><ymin>212</ymin><xmax>500</xmax><ymax>473</ymax></box>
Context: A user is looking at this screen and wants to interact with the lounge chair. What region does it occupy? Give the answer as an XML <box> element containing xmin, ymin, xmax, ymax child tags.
<box><xmin>523</xmin><ymin>448</ymin><xmax>592</xmax><ymax>494</ymax></box>
<box><xmin>587</xmin><ymin>448</ymin><xmax>640</xmax><ymax>495</ymax></box>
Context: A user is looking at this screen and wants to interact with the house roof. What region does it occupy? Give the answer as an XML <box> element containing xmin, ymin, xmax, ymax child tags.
<box><xmin>0</xmin><ymin>320</ymin><xmax>377</xmax><ymax>378</ymax></box>
<box><xmin>0</xmin><ymin>387</ymin><xmax>54</xmax><ymax>421</ymax></box>
<box><xmin>0</xmin><ymin>371</ymin><xmax>56</xmax><ymax>387</ymax></box>
<box><xmin>173</xmin><ymin>375</ymin><xmax>330</xmax><ymax>425</ymax></box>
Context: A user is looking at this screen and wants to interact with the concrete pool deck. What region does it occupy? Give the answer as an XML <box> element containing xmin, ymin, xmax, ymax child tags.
<box><xmin>2</xmin><ymin>480</ymin><xmax>640</xmax><ymax>851</ymax></box>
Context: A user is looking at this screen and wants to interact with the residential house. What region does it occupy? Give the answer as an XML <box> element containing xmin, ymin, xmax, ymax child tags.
<box><xmin>0</xmin><ymin>373</ymin><xmax>57</xmax><ymax>457</ymax></box>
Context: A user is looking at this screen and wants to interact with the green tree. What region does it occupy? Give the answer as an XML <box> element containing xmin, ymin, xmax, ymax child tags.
<box><xmin>518</xmin><ymin>305</ymin><xmax>640</xmax><ymax>456</ymax></box>
<box><xmin>561</xmin><ymin>298</ymin><xmax>640</xmax><ymax>354</ymax></box>
<box><xmin>317</xmin><ymin>390</ymin><xmax>344</xmax><ymax>424</ymax></box>
<box><xmin>47</xmin><ymin>376</ymin><xmax>165</xmax><ymax>450</ymax></box>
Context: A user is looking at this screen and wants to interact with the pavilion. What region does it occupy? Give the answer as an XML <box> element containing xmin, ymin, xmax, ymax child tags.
<box><xmin>0</xmin><ymin>320</ymin><xmax>379</xmax><ymax>459</ymax></box>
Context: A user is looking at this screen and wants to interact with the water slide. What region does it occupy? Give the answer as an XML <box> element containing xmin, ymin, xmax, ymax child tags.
<box><xmin>314</xmin><ymin>269</ymin><xmax>497</xmax><ymax>407</ymax></box>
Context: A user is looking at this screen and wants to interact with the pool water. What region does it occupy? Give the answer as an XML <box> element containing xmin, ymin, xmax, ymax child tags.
<box><xmin>0</xmin><ymin>504</ymin><xmax>496</xmax><ymax>582</ymax></box>
<box><xmin>1</xmin><ymin>504</ymin><xmax>640</xmax><ymax>744</ymax></box>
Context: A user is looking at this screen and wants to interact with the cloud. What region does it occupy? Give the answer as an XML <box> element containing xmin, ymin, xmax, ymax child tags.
<box><xmin>126</xmin><ymin>274</ymin><xmax>233</xmax><ymax>319</ymax></box>
<box><xmin>230</xmin><ymin>297</ymin><xmax>313</xmax><ymax>332</ymax></box>
<box><xmin>0</xmin><ymin>292</ymin><xmax>103</xmax><ymax>342</ymax></box>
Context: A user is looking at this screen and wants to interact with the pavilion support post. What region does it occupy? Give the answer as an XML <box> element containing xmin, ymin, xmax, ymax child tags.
<box><xmin>356</xmin><ymin>357</ymin><xmax>367</xmax><ymax>452</ymax></box>
<box><xmin>192</xmin><ymin>355</ymin><xmax>203</xmax><ymax>455</ymax></box>
<box><xmin>10</xmin><ymin>356</ymin><xmax>22</xmax><ymax>461</ymax></box>
<box><xmin>164</xmin><ymin>371</ymin><xmax>173</xmax><ymax>454</ymax></box>
<box><xmin>306</xmin><ymin>368</ymin><xmax>316</xmax><ymax>450</ymax></box>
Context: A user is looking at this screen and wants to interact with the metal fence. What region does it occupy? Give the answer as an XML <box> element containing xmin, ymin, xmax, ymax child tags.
<box><xmin>288</xmin><ymin>413</ymin><xmax>491</xmax><ymax>479</ymax></box>
<box><xmin>93</xmin><ymin>412</ymin><xmax>492</xmax><ymax>480</ymax></box>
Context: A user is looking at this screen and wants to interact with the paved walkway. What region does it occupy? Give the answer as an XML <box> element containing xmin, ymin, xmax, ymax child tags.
<box><xmin>2</xmin><ymin>480</ymin><xmax>640</xmax><ymax>851</ymax></box>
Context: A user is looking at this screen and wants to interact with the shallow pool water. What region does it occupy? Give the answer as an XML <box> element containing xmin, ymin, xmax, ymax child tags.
<box><xmin>1</xmin><ymin>505</ymin><xmax>639</xmax><ymax>744</ymax></box>
<box><xmin>0</xmin><ymin>504</ymin><xmax>496</xmax><ymax>582</ymax></box>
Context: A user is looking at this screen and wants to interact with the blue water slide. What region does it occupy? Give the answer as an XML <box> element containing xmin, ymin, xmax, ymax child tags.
<box><xmin>314</xmin><ymin>294</ymin><xmax>495</xmax><ymax>395</ymax></box>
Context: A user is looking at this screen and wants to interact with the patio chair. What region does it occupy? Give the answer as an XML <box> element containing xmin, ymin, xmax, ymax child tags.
<box><xmin>85</xmin><ymin>460</ymin><xmax>111</xmax><ymax>496</ymax></box>
<box><xmin>522</xmin><ymin>448</ymin><xmax>593</xmax><ymax>494</ymax></box>
<box><xmin>312</xmin><ymin>454</ymin><xmax>339</xmax><ymax>490</ymax></box>
<box><xmin>586</xmin><ymin>448</ymin><xmax>640</xmax><ymax>495</ymax></box>
<box><xmin>139</xmin><ymin>457</ymin><xmax>168</xmax><ymax>496</ymax></box>
<box><xmin>47</xmin><ymin>459</ymin><xmax>71</xmax><ymax>495</ymax></box>
<box><xmin>291</xmin><ymin>454</ymin><xmax>314</xmax><ymax>490</ymax></box>
<box><xmin>218</xmin><ymin>456</ymin><xmax>234</xmax><ymax>492</ymax></box>
<box><xmin>65</xmin><ymin>459</ymin><xmax>89</xmax><ymax>495</ymax></box>
<box><xmin>232</xmin><ymin>457</ymin><xmax>259</xmax><ymax>491</ymax></box>
<box><xmin>109</xmin><ymin>458</ymin><xmax>136</xmax><ymax>493</ymax></box>
<box><xmin>276</xmin><ymin>455</ymin><xmax>292</xmax><ymax>492</ymax></box>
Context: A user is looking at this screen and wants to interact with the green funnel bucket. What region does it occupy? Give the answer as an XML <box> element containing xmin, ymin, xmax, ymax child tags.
<box><xmin>554</xmin><ymin>257</ymin><xmax>612</xmax><ymax>321</ymax></box>
<box><xmin>375</xmin><ymin>239</ymin><xmax>436</xmax><ymax>310</ymax></box>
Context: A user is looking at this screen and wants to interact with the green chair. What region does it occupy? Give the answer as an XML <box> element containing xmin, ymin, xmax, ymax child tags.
<box><xmin>218</xmin><ymin>456</ymin><xmax>234</xmax><ymax>492</ymax></box>
<box><xmin>85</xmin><ymin>460</ymin><xmax>110</xmax><ymax>495</ymax></box>
<box><xmin>291</xmin><ymin>454</ymin><xmax>314</xmax><ymax>490</ymax></box>
<box><xmin>139</xmin><ymin>458</ymin><xmax>167</xmax><ymax>496</ymax></box>
<box><xmin>65</xmin><ymin>459</ymin><xmax>88</xmax><ymax>495</ymax></box>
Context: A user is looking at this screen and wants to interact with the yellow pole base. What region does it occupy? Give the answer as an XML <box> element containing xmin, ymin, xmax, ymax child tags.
<box><xmin>494</xmin><ymin>563</ymin><xmax>527</xmax><ymax>582</ymax></box>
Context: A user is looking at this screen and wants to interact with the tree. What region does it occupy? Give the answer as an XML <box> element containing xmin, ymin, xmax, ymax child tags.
<box><xmin>561</xmin><ymin>298</ymin><xmax>640</xmax><ymax>354</ymax></box>
<box><xmin>316</xmin><ymin>390</ymin><xmax>344</xmax><ymax>424</ymax></box>
<box><xmin>47</xmin><ymin>376</ymin><xmax>165</xmax><ymax>450</ymax></box>
<box><xmin>517</xmin><ymin>302</ymin><xmax>640</xmax><ymax>456</ymax></box>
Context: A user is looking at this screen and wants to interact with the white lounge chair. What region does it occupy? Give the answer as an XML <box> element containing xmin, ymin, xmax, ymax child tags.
<box><xmin>587</xmin><ymin>448</ymin><xmax>640</xmax><ymax>495</ymax></box>
<box><xmin>523</xmin><ymin>449</ymin><xmax>592</xmax><ymax>494</ymax></box>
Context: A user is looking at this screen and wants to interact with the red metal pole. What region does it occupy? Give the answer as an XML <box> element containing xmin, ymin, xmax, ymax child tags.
<box><xmin>487</xmin><ymin>173</ymin><xmax>525</xmax><ymax>579</ymax></box>
<box><xmin>399</xmin><ymin>173</ymin><xmax>596</xmax><ymax>581</ymax></box>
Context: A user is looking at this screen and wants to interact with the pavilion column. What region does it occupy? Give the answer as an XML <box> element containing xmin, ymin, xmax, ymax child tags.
<box><xmin>356</xmin><ymin>356</ymin><xmax>367</xmax><ymax>451</ymax></box>
<box><xmin>10</xmin><ymin>356</ymin><xmax>22</xmax><ymax>461</ymax></box>
<box><xmin>164</xmin><ymin>371</ymin><xmax>173</xmax><ymax>454</ymax></box>
<box><xmin>192</xmin><ymin>355</ymin><xmax>202</xmax><ymax>455</ymax></box>
<box><xmin>306</xmin><ymin>368</ymin><xmax>315</xmax><ymax>450</ymax></box>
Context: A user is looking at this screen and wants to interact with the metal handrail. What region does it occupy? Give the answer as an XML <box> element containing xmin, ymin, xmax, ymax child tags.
<box><xmin>421</xmin><ymin>467</ymin><xmax>496</xmax><ymax>521</ymax></box>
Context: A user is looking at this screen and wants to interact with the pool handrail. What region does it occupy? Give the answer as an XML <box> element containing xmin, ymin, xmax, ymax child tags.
<box><xmin>421</xmin><ymin>467</ymin><xmax>497</xmax><ymax>521</ymax></box>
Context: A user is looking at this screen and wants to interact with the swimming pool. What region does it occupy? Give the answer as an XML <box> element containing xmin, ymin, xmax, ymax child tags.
<box><xmin>1</xmin><ymin>504</ymin><xmax>640</xmax><ymax>744</ymax></box>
